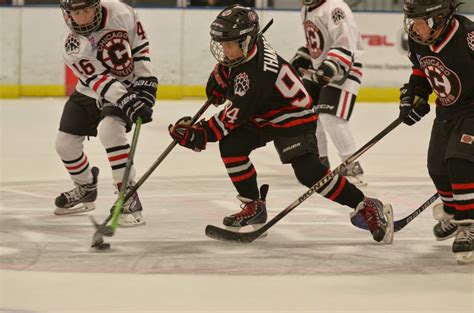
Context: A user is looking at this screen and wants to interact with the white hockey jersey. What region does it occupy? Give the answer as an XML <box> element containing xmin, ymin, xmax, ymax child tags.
<box><xmin>301</xmin><ymin>0</ymin><xmax>364</xmax><ymax>95</ymax></box>
<box><xmin>62</xmin><ymin>1</ymin><xmax>155</xmax><ymax>104</ymax></box>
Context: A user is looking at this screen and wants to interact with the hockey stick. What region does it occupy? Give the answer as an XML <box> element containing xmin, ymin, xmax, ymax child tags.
<box><xmin>205</xmin><ymin>118</ymin><xmax>403</xmax><ymax>243</ymax></box>
<box><xmin>394</xmin><ymin>193</ymin><xmax>439</xmax><ymax>232</ymax></box>
<box><xmin>90</xmin><ymin>117</ymin><xmax>142</xmax><ymax>249</ymax></box>
<box><xmin>90</xmin><ymin>99</ymin><xmax>213</xmax><ymax>249</ymax></box>
<box><xmin>260</xmin><ymin>19</ymin><xmax>273</xmax><ymax>36</ymax></box>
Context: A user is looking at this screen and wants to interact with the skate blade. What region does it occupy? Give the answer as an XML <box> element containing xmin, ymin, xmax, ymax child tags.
<box><xmin>117</xmin><ymin>214</ymin><xmax>146</xmax><ymax>228</ymax></box>
<box><xmin>456</xmin><ymin>251</ymin><xmax>473</xmax><ymax>265</ymax></box>
<box><xmin>54</xmin><ymin>202</ymin><xmax>95</xmax><ymax>215</ymax></box>
<box><xmin>435</xmin><ymin>229</ymin><xmax>459</xmax><ymax>241</ymax></box>
<box><xmin>382</xmin><ymin>204</ymin><xmax>394</xmax><ymax>244</ymax></box>
<box><xmin>224</xmin><ymin>223</ymin><xmax>268</xmax><ymax>239</ymax></box>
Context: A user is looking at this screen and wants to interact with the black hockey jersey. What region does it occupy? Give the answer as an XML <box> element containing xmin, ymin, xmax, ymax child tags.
<box><xmin>407</xmin><ymin>15</ymin><xmax>474</xmax><ymax>120</ymax></box>
<box><xmin>201</xmin><ymin>37</ymin><xmax>317</xmax><ymax>142</ymax></box>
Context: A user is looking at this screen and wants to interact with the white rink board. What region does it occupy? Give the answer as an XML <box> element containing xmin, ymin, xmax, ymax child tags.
<box><xmin>1</xmin><ymin>5</ymin><xmax>473</xmax><ymax>88</ymax></box>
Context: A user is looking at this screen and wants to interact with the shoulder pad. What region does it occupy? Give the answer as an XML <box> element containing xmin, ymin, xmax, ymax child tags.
<box><xmin>64</xmin><ymin>33</ymin><xmax>80</xmax><ymax>55</ymax></box>
<box><xmin>464</xmin><ymin>20</ymin><xmax>474</xmax><ymax>57</ymax></box>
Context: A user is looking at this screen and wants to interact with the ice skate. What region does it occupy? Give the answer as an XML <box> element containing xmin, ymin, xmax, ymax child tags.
<box><xmin>341</xmin><ymin>161</ymin><xmax>367</xmax><ymax>187</ymax></box>
<box><xmin>223</xmin><ymin>185</ymin><xmax>268</xmax><ymax>234</ymax></box>
<box><xmin>54</xmin><ymin>167</ymin><xmax>99</xmax><ymax>215</ymax></box>
<box><xmin>115</xmin><ymin>182</ymin><xmax>145</xmax><ymax>227</ymax></box>
<box><xmin>432</xmin><ymin>203</ymin><xmax>459</xmax><ymax>241</ymax></box>
<box><xmin>350</xmin><ymin>197</ymin><xmax>394</xmax><ymax>243</ymax></box>
<box><xmin>452</xmin><ymin>224</ymin><xmax>473</xmax><ymax>265</ymax></box>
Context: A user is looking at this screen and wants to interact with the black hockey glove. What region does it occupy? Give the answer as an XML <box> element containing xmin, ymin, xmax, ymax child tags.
<box><xmin>206</xmin><ymin>64</ymin><xmax>230</xmax><ymax>106</ymax></box>
<box><xmin>118</xmin><ymin>93</ymin><xmax>153</xmax><ymax>125</ymax></box>
<box><xmin>398</xmin><ymin>83</ymin><xmax>431</xmax><ymax>126</ymax></box>
<box><xmin>313</xmin><ymin>60</ymin><xmax>338</xmax><ymax>87</ymax></box>
<box><xmin>290</xmin><ymin>46</ymin><xmax>312</xmax><ymax>75</ymax></box>
<box><xmin>168</xmin><ymin>116</ymin><xmax>207</xmax><ymax>151</ymax></box>
<box><xmin>131</xmin><ymin>76</ymin><xmax>158</xmax><ymax>107</ymax></box>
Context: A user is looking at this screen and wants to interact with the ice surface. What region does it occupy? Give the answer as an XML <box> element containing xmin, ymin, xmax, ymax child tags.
<box><xmin>0</xmin><ymin>98</ymin><xmax>472</xmax><ymax>312</ymax></box>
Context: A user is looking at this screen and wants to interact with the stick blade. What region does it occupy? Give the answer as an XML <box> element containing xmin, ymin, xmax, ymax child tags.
<box><xmin>89</xmin><ymin>216</ymin><xmax>114</xmax><ymax>236</ymax></box>
<box><xmin>205</xmin><ymin>225</ymin><xmax>262</xmax><ymax>243</ymax></box>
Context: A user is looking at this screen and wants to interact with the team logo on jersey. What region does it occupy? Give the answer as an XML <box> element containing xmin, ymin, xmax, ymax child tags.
<box><xmin>248</xmin><ymin>11</ymin><xmax>257</xmax><ymax>21</ymax></box>
<box><xmin>303</xmin><ymin>20</ymin><xmax>325</xmax><ymax>59</ymax></box>
<box><xmin>96</xmin><ymin>31</ymin><xmax>134</xmax><ymax>77</ymax></box>
<box><xmin>467</xmin><ymin>31</ymin><xmax>474</xmax><ymax>52</ymax></box>
<box><xmin>234</xmin><ymin>72</ymin><xmax>250</xmax><ymax>97</ymax></box>
<box><xmin>65</xmin><ymin>33</ymin><xmax>80</xmax><ymax>55</ymax></box>
<box><xmin>461</xmin><ymin>134</ymin><xmax>473</xmax><ymax>144</ymax></box>
<box><xmin>332</xmin><ymin>8</ymin><xmax>345</xmax><ymax>24</ymax></box>
<box><xmin>419</xmin><ymin>56</ymin><xmax>461</xmax><ymax>107</ymax></box>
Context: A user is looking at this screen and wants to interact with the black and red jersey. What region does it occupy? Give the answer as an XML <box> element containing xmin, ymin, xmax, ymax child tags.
<box><xmin>201</xmin><ymin>37</ymin><xmax>317</xmax><ymax>142</ymax></box>
<box><xmin>407</xmin><ymin>15</ymin><xmax>474</xmax><ymax>120</ymax></box>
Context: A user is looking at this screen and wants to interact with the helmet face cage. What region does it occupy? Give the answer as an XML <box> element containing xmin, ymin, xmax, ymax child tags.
<box><xmin>210</xmin><ymin>35</ymin><xmax>254</xmax><ymax>68</ymax></box>
<box><xmin>209</xmin><ymin>5</ymin><xmax>259</xmax><ymax>67</ymax></box>
<box><xmin>403</xmin><ymin>0</ymin><xmax>455</xmax><ymax>45</ymax></box>
<box><xmin>61</xmin><ymin>0</ymin><xmax>102</xmax><ymax>37</ymax></box>
<box><xmin>302</xmin><ymin>0</ymin><xmax>322</xmax><ymax>7</ymax></box>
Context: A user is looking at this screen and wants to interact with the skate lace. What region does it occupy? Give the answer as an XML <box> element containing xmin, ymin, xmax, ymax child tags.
<box><xmin>64</xmin><ymin>184</ymin><xmax>87</xmax><ymax>202</ymax></box>
<box><xmin>456</xmin><ymin>225</ymin><xmax>474</xmax><ymax>242</ymax></box>
<box><xmin>440</xmin><ymin>220</ymin><xmax>457</xmax><ymax>232</ymax></box>
<box><xmin>361</xmin><ymin>200</ymin><xmax>382</xmax><ymax>231</ymax></box>
<box><xmin>233</xmin><ymin>202</ymin><xmax>258</xmax><ymax>221</ymax></box>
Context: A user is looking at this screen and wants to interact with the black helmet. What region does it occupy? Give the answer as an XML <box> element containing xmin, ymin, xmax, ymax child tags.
<box><xmin>210</xmin><ymin>5</ymin><xmax>260</xmax><ymax>67</ymax></box>
<box><xmin>403</xmin><ymin>0</ymin><xmax>456</xmax><ymax>45</ymax></box>
<box><xmin>302</xmin><ymin>0</ymin><xmax>324</xmax><ymax>7</ymax></box>
<box><xmin>60</xmin><ymin>0</ymin><xmax>102</xmax><ymax>37</ymax></box>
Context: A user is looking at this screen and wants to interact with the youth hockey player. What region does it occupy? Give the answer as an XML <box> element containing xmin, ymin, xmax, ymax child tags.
<box><xmin>55</xmin><ymin>0</ymin><xmax>158</xmax><ymax>227</ymax></box>
<box><xmin>169</xmin><ymin>5</ymin><xmax>394</xmax><ymax>243</ymax></box>
<box><xmin>290</xmin><ymin>0</ymin><xmax>367</xmax><ymax>186</ymax></box>
<box><xmin>400</xmin><ymin>0</ymin><xmax>474</xmax><ymax>263</ymax></box>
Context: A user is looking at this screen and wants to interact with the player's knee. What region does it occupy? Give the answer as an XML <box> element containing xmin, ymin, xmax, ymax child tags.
<box><xmin>218</xmin><ymin>137</ymin><xmax>233</xmax><ymax>156</ymax></box>
<box><xmin>55</xmin><ymin>131</ymin><xmax>82</xmax><ymax>159</ymax></box>
<box><xmin>448</xmin><ymin>157</ymin><xmax>474</xmax><ymax>179</ymax></box>
<box><xmin>98</xmin><ymin>116</ymin><xmax>126</xmax><ymax>146</ymax></box>
<box><xmin>291</xmin><ymin>154</ymin><xmax>327</xmax><ymax>187</ymax></box>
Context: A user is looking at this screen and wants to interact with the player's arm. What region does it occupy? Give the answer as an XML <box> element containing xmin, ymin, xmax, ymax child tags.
<box><xmin>291</xmin><ymin>8</ymin><xmax>314</xmax><ymax>75</ymax></box>
<box><xmin>289</xmin><ymin>46</ymin><xmax>313</xmax><ymax>76</ymax></box>
<box><xmin>398</xmin><ymin>41</ymin><xmax>433</xmax><ymax>125</ymax></box>
<box><xmin>465</xmin><ymin>20</ymin><xmax>474</xmax><ymax>59</ymax></box>
<box><xmin>128</xmin><ymin>9</ymin><xmax>158</xmax><ymax>107</ymax></box>
<box><xmin>315</xmin><ymin>3</ymin><xmax>357</xmax><ymax>86</ymax></box>
<box><xmin>169</xmin><ymin>70</ymin><xmax>258</xmax><ymax>150</ymax></box>
<box><xmin>63</xmin><ymin>51</ymin><xmax>152</xmax><ymax>124</ymax></box>
<box><xmin>206</xmin><ymin>63</ymin><xmax>230</xmax><ymax>106</ymax></box>
<box><xmin>64</xmin><ymin>51</ymin><xmax>127</xmax><ymax>103</ymax></box>
<box><xmin>406</xmin><ymin>46</ymin><xmax>432</xmax><ymax>93</ymax></box>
